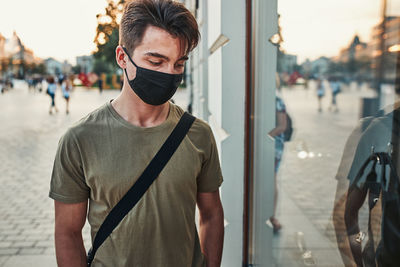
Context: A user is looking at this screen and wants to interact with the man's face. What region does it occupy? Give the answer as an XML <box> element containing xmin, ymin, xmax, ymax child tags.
<box><xmin>124</xmin><ymin>26</ymin><xmax>188</xmax><ymax>79</ymax></box>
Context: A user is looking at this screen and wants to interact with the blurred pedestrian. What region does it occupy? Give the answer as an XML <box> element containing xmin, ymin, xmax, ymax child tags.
<box><xmin>46</xmin><ymin>76</ymin><xmax>58</xmax><ymax>114</ymax></box>
<box><xmin>267</xmin><ymin>89</ymin><xmax>288</xmax><ymax>233</ymax></box>
<box><xmin>36</xmin><ymin>77</ymin><xmax>43</xmax><ymax>93</ymax></box>
<box><xmin>316</xmin><ymin>78</ymin><xmax>325</xmax><ymax>112</ymax></box>
<box><xmin>27</xmin><ymin>77</ymin><xmax>34</xmax><ymax>92</ymax></box>
<box><xmin>329</xmin><ymin>77</ymin><xmax>341</xmax><ymax>112</ymax></box>
<box><xmin>98</xmin><ymin>76</ymin><xmax>103</xmax><ymax>94</ymax></box>
<box><xmin>61</xmin><ymin>78</ymin><xmax>72</xmax><ymax>114</ymax></box>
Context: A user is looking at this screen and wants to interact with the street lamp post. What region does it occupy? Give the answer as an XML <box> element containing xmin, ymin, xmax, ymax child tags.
<box><xmin>375</xmin><ymin>0</ymin><xmax>387</xmax><ymax>103</ymax></box>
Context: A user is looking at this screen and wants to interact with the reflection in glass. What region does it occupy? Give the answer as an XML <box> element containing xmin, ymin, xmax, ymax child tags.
<box><xmin>273</xmin><ymin>0</ymin><xmax>400</xmax><ymax>265</ymax></box>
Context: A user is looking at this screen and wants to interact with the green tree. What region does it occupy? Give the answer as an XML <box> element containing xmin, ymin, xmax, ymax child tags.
<box><xmin>93</xmin><ymin>0</ymin><xmax>125</xmax><ymax>74</ymax></box>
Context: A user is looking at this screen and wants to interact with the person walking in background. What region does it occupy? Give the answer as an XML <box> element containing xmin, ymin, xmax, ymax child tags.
<box><xmin>316</xmin><ymin>78</ymin><xmax>325</xmax><ymax>112</ymax></box>
<box><xmin>46</xmin><ymin>76</ymin><xmax>58</xmax><ymax>114</ymax></box>
<box><xmin>61</xmin><ymin>77</ymin><xmax>72</xmax><ymax>114</ymax></box>
<box><xmin>267</xmin><ymin>88</ymin><xmax>288</xmax><ymax>233</ymax></box>
<box><xmin>329</xmin><ymin>77</ymin><xmax>341</xmax><ymax>113</ymax></box>
<box><xmin>98</xmin><ymin>76</ymin><xmax>103</xmax><ymax>94</ymax></box>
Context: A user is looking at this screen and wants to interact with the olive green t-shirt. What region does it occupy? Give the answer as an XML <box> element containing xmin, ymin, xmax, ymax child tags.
<box><xmin>49</xmin><ymin>101</ymin><xmax>223</xmax><ymax>267</ymax></box>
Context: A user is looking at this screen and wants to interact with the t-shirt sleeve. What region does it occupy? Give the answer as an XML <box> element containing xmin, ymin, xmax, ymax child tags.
<box><xmin>49</xmin><ymin>128</ymin><xmax>90</xmax><ymax>203</ymax></box>
<box><xmin>335</xmin><ymin>117</ymin><xmax>373</xmax><ymax>181</ymax></box>
<box><xmin>197</xmin><ymin>125</ymin><xmax>223</xmax><ymax>192</ymax></box>
<box><xmin>346</xmin><ymin>119</ymin><xmax>386</xmax><ymax>184</ymax></box>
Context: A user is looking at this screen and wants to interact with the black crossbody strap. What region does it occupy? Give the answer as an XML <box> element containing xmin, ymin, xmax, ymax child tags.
<box><xmin>87</xmin><ymin>112</ymin><xmax>195</xmax><ymax>266</ymax></box>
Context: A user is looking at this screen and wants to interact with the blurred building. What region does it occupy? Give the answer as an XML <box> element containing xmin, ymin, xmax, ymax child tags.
<box><xmin>0</xmin><ymin>33</ymin><xmax>7</xmax><ymax>77</ymax></box>
<box><xmin>331</xmin><ymin>16</ymin><xmax>400</xmax><ymax>82</ymax></box>
<box><xmin>336</xmin><ymin>35</ymin><xmax>369</xmax><ymax>62</ymax></box>
<box><xmin>45</xmin><ymin>58</ymin><xmax>74</xmax><ymax>76</ymax></box>
<box><xmin>310</xmin><ymin>56</ymin><xmax>330</xmax><ymax>77</ymax></box>
<box><xmin>0</xmin><ymin>33</ymin><xmax>6</xmax><ymax>59</ymax></box>
<box><xmin>371</xmin><ymin>16</ymin><xmax>400</xmax><ymax>81</ymax></box>
<box><xmin>62</xmin><ymin>60</ymin><xmax>72</xmax><ymax>75</ymax></box>
<box><xmin>45</xmin><ymin>58</ymin><xmax>63</xmax><ymax>76</ymax></box>
<box><xmin>331</xmin><ymin>35</ymin><xmax>373</xmax><ymax>81</ymax></box>
<box><xmin>0</xmin><ymin>31</ymin><xmax>42</xmax><ymax>78</ymax></box>
<box><xmin>371</xmin><ymin>16</ymin><xmax>400</xmax><ymax>57</ymax></box>
<box><xmin>76</xmin><ymin>55</ymin><xmax>94</xmax><ymax>73</ymax></box>
<box><xmin>333</xmin><ymin>17</ymin><xmax>400</xmax><ymax>63</ymax></box>
<box><xmin>277</xmin><ymin>52</ymin><xmax>297</xmax><ymax>73</ymax></box>
<box><xmin>300</xmin><ymin>59</ymin><xmax>312</xmax><ymax>76</ymax></box>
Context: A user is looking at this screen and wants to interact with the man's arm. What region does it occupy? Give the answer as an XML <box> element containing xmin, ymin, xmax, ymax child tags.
<box><xmin>268</xmin><ymin>111</ymin><xmax>287</xmax><ymax>137</ymax></box>
<box><xmin>54</xmin><ymin>200</ymin><xmax>88</xmax><ymax>267</ymax></box>
<box><xmin>197</xmin><ymin>190</ymin><xmax>224</xmax><ymax>267</ymax></box>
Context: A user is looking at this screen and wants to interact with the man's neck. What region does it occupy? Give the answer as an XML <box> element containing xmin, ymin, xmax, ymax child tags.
<box><xmin>111</xmin><ymin>87</ymin><xmax>170</xmax><ymax>128</ymax></box>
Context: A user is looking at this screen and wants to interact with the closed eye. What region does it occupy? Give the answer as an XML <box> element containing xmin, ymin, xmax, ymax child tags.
<box><xmin>175</xmin><ymin>61</ymin><xmax>186</xmax><ymax>68</ymax></box>
<box><xmin>149</xmin><ymin>60</ymin><xmax>162</xmax><ymax>66</ymax></box>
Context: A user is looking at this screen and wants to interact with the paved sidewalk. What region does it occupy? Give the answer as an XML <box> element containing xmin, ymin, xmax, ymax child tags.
<box><xmin>273</xmin><ymin>82</ymin><xmax>376</xmax><ymax>266</ymax></box>
<box><xmin>0</xmin><ymin>82</ymin><xmax>188</xmax><ymax>267</ymax></box>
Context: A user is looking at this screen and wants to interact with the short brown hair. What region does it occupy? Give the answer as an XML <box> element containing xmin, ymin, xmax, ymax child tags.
<box><xmin>119</xmin><ymin>0</ymin><xmax>200</xmax><ymax>55</ymax></box>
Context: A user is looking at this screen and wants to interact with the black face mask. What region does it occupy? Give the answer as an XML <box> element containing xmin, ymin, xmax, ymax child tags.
<box><xmin>122</xmin><ymin>47</ymin><xmax>183</xmax><ymax>106</ymax></box>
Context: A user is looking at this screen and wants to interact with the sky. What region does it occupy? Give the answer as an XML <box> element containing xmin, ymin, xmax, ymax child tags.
<box><xmin>278</xmin><ymin>0</ymin><xmax>400</xmax><ymax>63</ymax></box>
<box><xmin>0</xmin><ymin>0</ymin><xmax>107</xmax><ymax>65</ymax></box>
<box><xmin>0</xmin><ymin>0</ymin><xmax>399</xmax><ymax>65</ymax></box>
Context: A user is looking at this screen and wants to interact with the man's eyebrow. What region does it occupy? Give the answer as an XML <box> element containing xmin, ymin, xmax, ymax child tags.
<box><xmin>144</xmin><ymin>52</ymin><xmax>188</xmax><ymax>61</ymax></box>
<box><xmin>145</xmin><ymin>52</ymin><xmax>169</xmax><ymax>60</ymax></box>
<box><xmin>178</xmin><ymin>55</ymin><xmax>189</xmax><ymax>61</ymax></box>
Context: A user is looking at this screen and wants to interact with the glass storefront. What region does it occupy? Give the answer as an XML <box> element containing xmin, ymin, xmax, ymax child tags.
<box><xmin>186</xmin><ymin>0</ymin><xmax>399</xmax><ymax>265</ymax></box>
<box><xmin>271</xmin><ymin>0</ymin><xmax>400</xmax><ymax>266</ymax></box>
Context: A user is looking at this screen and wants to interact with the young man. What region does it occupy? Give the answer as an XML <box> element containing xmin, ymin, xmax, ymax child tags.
<box><xmin>49</xmin><ymin>1</ymin><xmax>224</xmax><ymax>266</ymax></box>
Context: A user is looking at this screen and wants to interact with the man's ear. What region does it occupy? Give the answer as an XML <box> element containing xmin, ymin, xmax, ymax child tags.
<box><xmin>115</xmin><ymin>46</ymin><xmax>127</xmax><ymax>69</ymax></box>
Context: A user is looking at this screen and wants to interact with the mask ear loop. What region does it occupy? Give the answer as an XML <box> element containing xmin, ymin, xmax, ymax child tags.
<box><xmin>121</xmin><ymin>47</ymin><xmax>139</xmax><ymax>82</ymax></box>
<box><xmin>122</xmin><ymin>47</ymin><xmax>138</xmax><ymax>68</ymax></box>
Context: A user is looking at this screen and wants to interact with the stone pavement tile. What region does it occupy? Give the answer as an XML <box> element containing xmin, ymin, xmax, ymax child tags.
<box><xmin>18</xmin><ymin>248</ymin><xmax>45</xmax><ymax>255</ymax></box>
<box><xmin>25</xmin><ymin>234</ymin><xmax>51</xmax><ymax>242</ymax></box>
<box><xmin>3</xmin><ymin>235</ymin><xmax>24</xmax><ymax>242</ymax></box>
<box><xmin>2</xmin><ymin>255</ymin><xmax>56</xmax><ymax>267</ymax></box>
<box><xmin>0</xmin><ymin>256</ymin><xmax>10</xmax><ymax>266</ymax></box>
<box><xmin>43</xmin><ymin>247</ymin><xmax>55</xmax><ymax>255</ymax></box>
<box><xmin>0</xmin><ymin>230</ymin><xmax>21</xmax><ymax>236</ymax></box>
<box><xmin>0</xmin><ymin>248</ymin><xmax>19</xmax><ymax>255</ymax></box>
<box><xmin>35</xmin><ymin>240</ymin><xmax>53</xmax><ymax>248</ymax></box>
<box><xmin>0</xmin><ymin>243</ymin><xmax>12</xmax><ymax>249</ymax></box>
<box><xmin>9</xmin><ymin>241</ymin><xmax>35</xmax><ymax>248</ymax></box>
<box><xmin>0</xmin><ymin>224</ymin><xmax>15</xmax><ymax>231</ymax></box>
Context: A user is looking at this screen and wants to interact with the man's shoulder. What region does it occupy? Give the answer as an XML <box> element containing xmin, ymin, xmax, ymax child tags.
<box><xmin>169</xmin><ymin>103</ymin><xmax>214</xmax><ymax>146</ymax></box>
<box><xmin>171</xmin><ymin>103</ymin><xmax>213</xmax><ymax>136</ymax></box>
<box><xmin>65</xmin><ymin>102</ymin><xmax>110</xmax><ymax>139</ymax></box>
<box><xmin>191</xmin><ymin>116</ymin><xmax>213</xmax><ymax>137</ymax></box>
